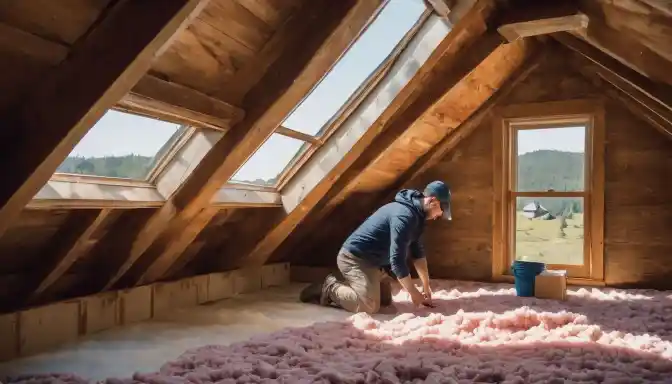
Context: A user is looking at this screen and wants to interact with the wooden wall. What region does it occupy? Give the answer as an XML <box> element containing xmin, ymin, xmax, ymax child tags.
<box><xmin>413</xmin><ymin>49</ymin><xmax>672</xmax><ymax>288</ymax></box>
<box><xmin>288</xmin><ymin>47</ymin><xmax>672</xmax><ymax>289</ymax></box>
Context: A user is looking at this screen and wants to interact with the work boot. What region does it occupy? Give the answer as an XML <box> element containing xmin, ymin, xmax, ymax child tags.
<box><xmin>320</xmin><ymin>274</ymin><xmax>338</xmax><ymax>306</ymax></box>
<box><xmin>299</xmin><ymin>282</ymin><xmax>322</xmax><ymax>303</ymax></box>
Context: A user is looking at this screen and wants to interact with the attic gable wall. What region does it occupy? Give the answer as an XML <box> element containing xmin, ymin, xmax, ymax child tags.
<box><xmin>417</xmin><ymin>47</ymin><xmax>672</xmax><ymax>288</ymax></box>
<box><xmin>287</xmin><ymin>45</ymin><xmax>672</xmax><ymax>289</ymax></box>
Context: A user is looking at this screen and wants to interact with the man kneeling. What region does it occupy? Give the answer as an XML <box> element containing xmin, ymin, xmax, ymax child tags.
<box><xmin>300</xmin><ymin>181</ymin><xmax>452</xmax><ymax>314</ymax></box>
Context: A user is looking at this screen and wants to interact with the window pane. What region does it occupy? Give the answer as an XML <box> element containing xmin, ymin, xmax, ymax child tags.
<box><xmin>56</xmin><ymin>110</ymin><xmax>182</xmax><ymax>180</ymax></box>
<box><xmin>231</xmin><ymin>133</ymin><xmax>310</xmax><ymax>187</ymax></box>
<box><xmin>281</xmin><ymin>0</ymin><xmax>427</xmax><ymax>136</ymax></box>
<box><xmin>516</xmin><ymin>126</ymin><xmax>585</xmax><ymax>192</ymax></box>
<box><xmin>515</xmin><ymin>197</ymin><xmax>584</xmax><ymax>265</ymax></box>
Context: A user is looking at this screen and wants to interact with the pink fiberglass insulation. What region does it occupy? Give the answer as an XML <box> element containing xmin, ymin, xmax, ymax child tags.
<box><xmin>6</xmin><ymin>280</ymin><xmax>672</xmax><ymax>383</ymax></box>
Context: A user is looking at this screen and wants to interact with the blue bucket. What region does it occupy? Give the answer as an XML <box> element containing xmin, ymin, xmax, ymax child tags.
<box><xmin>511</xmin><ymin>260</ymin><xmax>546</xmax><ymax>297</ymax></box>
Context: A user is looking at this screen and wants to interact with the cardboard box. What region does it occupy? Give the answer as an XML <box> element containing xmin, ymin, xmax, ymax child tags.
<box><xmin>534</xmin><ymin>270</ymin><xmax>567</xmax><ymax>300</ymax></box>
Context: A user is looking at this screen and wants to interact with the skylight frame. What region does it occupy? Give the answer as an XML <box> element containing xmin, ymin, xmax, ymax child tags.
<box><xmin>51</xmin><ymin>107</ymin><xmax>194</xmax><ymax>186</ymax></box>
<box><xmin>273</xmin><ymin>4</ymin><xmax>433</xmax><ymax>191</ymax></box>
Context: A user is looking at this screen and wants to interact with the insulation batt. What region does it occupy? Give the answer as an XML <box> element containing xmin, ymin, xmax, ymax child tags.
<box><xmin>6</xmin><ymin>280</ymin><xmax>672</xmax><ymax>383</ymax></box>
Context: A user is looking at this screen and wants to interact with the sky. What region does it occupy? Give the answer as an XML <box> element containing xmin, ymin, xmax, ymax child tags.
<box><xmin>62</xmin><ymin>0</ymin><xmax>427</xmax><ymax>183</ymax></box>
<box><xmin>68</xmin><ymin>110</ymin><xmax>180</xmax><ymax>158</ymax></box>
<box><xmin>65</xmin><ymin>0</ymin><xmax>586</xmax><ymax>185</ymax></box>
<box><xmin>517</xmin><ymin>126</ymin><xmax>586</xmax><ymax>155</ymax></box>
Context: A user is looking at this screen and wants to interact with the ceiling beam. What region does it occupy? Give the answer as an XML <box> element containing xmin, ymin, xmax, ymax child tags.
<box><xmin>385</xmin><ymin>48</ymin><xmax>544</xmax><ymax>196</ymax></box>
<box><xmin>26</xmin><ymin>209</ymin><xmax>114</xmax><ymax>305</ymax></box>
<box><xmin>425</xmin><ymin>0</ymin><xmax>454</xmax><ymax>19</ymax></box>
<box><xmin>572</xmin><ymin>6</ymin><xmax>672</xmax><ymax>87</ymax></box>
<box><xmin>119</xmin><ymin>75</ymin><xmax>245</xmax><ymax>131</ymax></box>
<box><xmin>237</xmin><ymin>0</ymin><xmax>514</xmax><ymax>268</ymax></box>
<box><xmin>279</xmin><ymin>36</ymin><xmax>538</xmax><ymax>267</ymax></box>
<box><xmin>497</xmin><ymin>12</ymin><xmax>588</xmax><ymax>42</ymax></box>
<box><xmin>101</xmin><ymin>0</ymin><xmax>384</xmax><ymax>289</ymax></box>
<box><xmin>0</xmin><ymin>0</ymin><xmax>211</xmax><ymax>237</ymax></box>
<box><xmin>554</xmin><ymin>32</ymin><xmax>672</xmax><ymax>137</ymax></box>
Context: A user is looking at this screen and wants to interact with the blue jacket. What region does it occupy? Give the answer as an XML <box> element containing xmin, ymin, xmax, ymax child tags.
<box><xmin>340</xmin><ymin>189</ymin><xmax>426</xmax><ymax>279</ymax></box>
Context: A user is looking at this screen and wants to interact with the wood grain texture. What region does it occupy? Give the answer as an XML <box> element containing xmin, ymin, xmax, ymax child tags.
<box><xmin>101</xmin><ymin>0</ymin><xmax>376</xmax><ymax>288</ymax></box>
<box><xmin>0</xmin><ymin>0</ymin><xmax>211</xmax><ymax>239</ymax></box>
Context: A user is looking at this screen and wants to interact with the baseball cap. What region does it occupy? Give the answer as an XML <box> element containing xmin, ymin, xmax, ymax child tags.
<box><xmin>424</xmin><ymin>180</ymin><xmax>452</xmax><ymax>220</ymax></box>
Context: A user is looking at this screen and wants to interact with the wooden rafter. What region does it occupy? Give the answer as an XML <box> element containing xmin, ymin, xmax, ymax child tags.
<box><xmin>101</xmin><ymin>0</ymin><xmax>384</xmax><ymax>289</ymax></box>
<box><xmin>119</xmin><ymin>76</ymin><xmax>246</xmax><ymax>131</ymax></box>
<box><xmin>279</xmin><ymin>39</ymin><xmax>539</xmax><ymax>266</ymax></box>
<box><xmin>27</xmin><ymin>209</ymin><xmax>114</xmax><ymax>304</ymax></box>
<box><xmin>425</xmin><ymin>0</ymin><xmax>454</xmax><ymax>19</ymax></box>
<box><xmin>238</xmin><ymin>0</ymin><xmax>510</xmax><ymax>268</ymax></box>
<box><xmin>383</xmin><ymin>47</ymin><xmax>544</xmax><ymax>198</ymax></box>
<box><xmin>497</xmin><ymin>12</ymin><xmax>588</xmax><ymax>42</ymax></box>
<box><xmin>0</xmin><ymin>0</ymin><xmax>211</xmax><ymax>238</ymax></box>
<box><xmin>554</xmin><ymin>33</ymin><xmax>672</xmax><ymax>138</ymax></box>
<box><xmin>573</xmin><ymin>4</ymin><xmax>672</xmax><ymax>87</ymax></box>
<box><xmin>134</xmin><ymin>207</ymin><xmax>220</xmax><ymax>284</ymax></box>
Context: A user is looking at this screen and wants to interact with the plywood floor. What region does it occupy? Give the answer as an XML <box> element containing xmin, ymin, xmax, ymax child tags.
<box><xmin>0</xmin><ymin>284</ymin><xmax>381</xmax><ymax>380</ymax></box>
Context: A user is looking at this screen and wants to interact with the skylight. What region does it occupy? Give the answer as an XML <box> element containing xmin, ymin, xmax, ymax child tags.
<box><xmin>281</xmin><ymin>0</ymin><xmax>427</xmax><ymax>137</ymax></box>
<box><xmin>54</xmin><ymin>110</ymin><xmax>184</xmax><ymax>180</ymax></box>
<box><xmin>230</xmin><ymin>133</ymin><xmax>310</xmax><ymax>187</ymax></box>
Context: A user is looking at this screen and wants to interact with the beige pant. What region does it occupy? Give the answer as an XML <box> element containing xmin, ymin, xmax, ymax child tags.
<box><xmin>326</xmin><ymin>250</ymin><xmax>393</xmax><ymax>314</ymax></box>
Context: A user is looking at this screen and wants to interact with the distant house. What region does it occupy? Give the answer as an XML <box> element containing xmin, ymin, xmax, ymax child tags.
<box><xmin>522</xmin><ymin>201</ymin><xmax>555</xmax><ymax>220</ymax></box>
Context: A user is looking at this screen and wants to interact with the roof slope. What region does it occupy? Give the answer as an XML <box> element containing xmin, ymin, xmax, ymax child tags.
<box><xmin>0</xmin><ymin>0</ymin><xmax>669</xmax><ymax>313</ymax></box>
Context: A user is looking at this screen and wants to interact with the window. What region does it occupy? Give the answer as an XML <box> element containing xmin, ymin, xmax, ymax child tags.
<box><xmin>493</xmin><ymin>100</ymin><xmax>605</xmax><ymax>280</ymax></box>
<box><xmin>230</xmin><ymin>133</ymin><xmax>310</xmax><ymax>187</ymax></box>
<box><xmin>55</xmin><ymin>109</ymin><xmax>187</xmax><ymax>181</ymax></box>
<box><xmin>281</xmin><ymin>0</ymin><xmax>428</xmax><ymax>137</ymax></box>
<box><xmin>229</xmin><ymin>0</ymin><xmax>430</xmax><ymax>190</ymax></box>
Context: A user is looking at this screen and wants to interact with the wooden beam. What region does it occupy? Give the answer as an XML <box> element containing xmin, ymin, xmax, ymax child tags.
<box><xmin>638</xmin><ymin>0</ymin><xmax>672</xmax><ymax>18</ymax></box>
<box><xmin>385</xmin><ymin>49</ymin><xmax>544</xmax><ymax>194</ymax></box>
<box><xmin>606</xmin><ymin>86</ymin><xmax>672</xmax><ymax>139</ymax></box>
<box><xmin>27</xmin><ymin>209</ymin><xmax>114</xmax><ymax>304</ymax></box>
<box><xmin>554</xmin><ymin>33</ymin><xmax>672</xmax><ymax>136</ymax></box>
<box><xmin>162</xmin><ymin>208</ymin><xmax>236</xmax><ymax>279</ymax></box>
<box><xmin>0</xmin><ymin>0</ymin><xmax>211</xmax><ymax>238</ymax></box>
<box><xmin>498</xmin><ymin>12</ymin><xmax>588</xmax><ymax>42</ymax></box>
<box><xmin>277</xmin><ymin>35</ymin><xmax>538</xmax><ymax>267</ymax></box>
<box><xmin>102</xmin><ymin>0</ymin><xmax>383</xmax><ymax>288</ymax></box>
<box><xmin>572</xmin><ymin>8</ymin><xmax>672</xmax><ymax>87</ymax></box>
<box><xmin>425</xmin><ymin>0</ymin><xmax>454</xmax><ymax>19</ymax></box>
<box><xmin>120</xmin><ymin>75</ymin><xmax>245</xmax><ymax>131</ymax></box>
<box><xmin>275</xmin><ymin>126</ymin><xmax>322</xmax><ymax>145</ymax></box>
<box><xmin>136</xmin><ymin>207</ymin><xmax>220</xmax><ymax>283</ymax></box>
<box><xmin>239</xmin><ymin>1</ymin><xmax>505</xmax><ymax>268</ymax></box>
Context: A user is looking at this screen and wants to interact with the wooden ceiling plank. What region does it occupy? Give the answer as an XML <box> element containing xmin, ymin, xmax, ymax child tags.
<box><xmin>388</xmin><ymin>48</ymin><xmax>544</xmax><ymax>193</ymax></box>
<box><xmin>605</xmin><ymin>85</ymin><xmax>672</xmax><ymax>139</ymax></box>
<box><xmin>554</xmin><ymin>33</ymin><xmax>672</xmax><ymax>128</ymax></box>
<box><xmin>498</xmin><ymin>12</ymin><xmax>588</xmax><ymax>42</ymax></box>
<box><xmin>101</xmin><ymin>0</ymin><xmax>381</xmax><ymax>289</ymax></box>
<box><xmin>120</xmin><ymin>75</ymin><xmax>246</xmax><ymax>131</ymax></box>
<box><xmin>425</xmin><ymin>0</ymin><xmax>454</xmax><ymax>19</ymax></box>
<box><xmin>0</xmin><ymin>0</ymin><xmax>212</xmax><ymax>238</ymax></box>
<box><xmin>238</xmin><ymin>0</ymin><xmax>506</xmax><ymax>268</ymax></box>
<box><xmin>135</xmin><ymin>206</ymin><xmax>220</xmax><ymax>283</ymax></box>
<box><xmin>277</xmin><ymin>37</ymin><xmax>539</xmax><ymax>266</ymax></box>
<box><xmin>572</xmin><ymin>8</ymin><xmax>672</xmax><ymax>87</ymax></box>
<box><xmin>161</xmin><ymin>207</ymin><xmax>237</xmax><ymax>279</ymax></box>
<box><xmin>27</xmin><ymin>208</ymin><xmax>114</xmax><ymax>305</ymax></box>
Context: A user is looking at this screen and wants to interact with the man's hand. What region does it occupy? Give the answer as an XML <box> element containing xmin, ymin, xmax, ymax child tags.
<box><xmin>409</xmin><ymin>288</ymin><xmax>427</xmax><ymax>307</ymax></box>
<box><xmin>422</xmin><ymin>283</ymin><xmax>433</xmax><ymax>301</ymax></box>
<box><xmin>398</xmin><ymin>275</ymin><xmax>434</xmax><ymax>308</ymax></box>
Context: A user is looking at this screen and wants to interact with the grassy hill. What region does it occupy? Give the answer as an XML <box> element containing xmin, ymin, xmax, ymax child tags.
<box><xmin>516</xmin><ymin>149</ymin><xmax>585</xmax><ymax>215</ymax></box>
<box><xmin>55</xmin><ymin>149</ymin><xmax>585</xmax><ymax>194</ymax></box>
<box><xmin>57</xmin><ymin>154</ymin><xmax>155</xmax><ymax>179</ymax></box>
